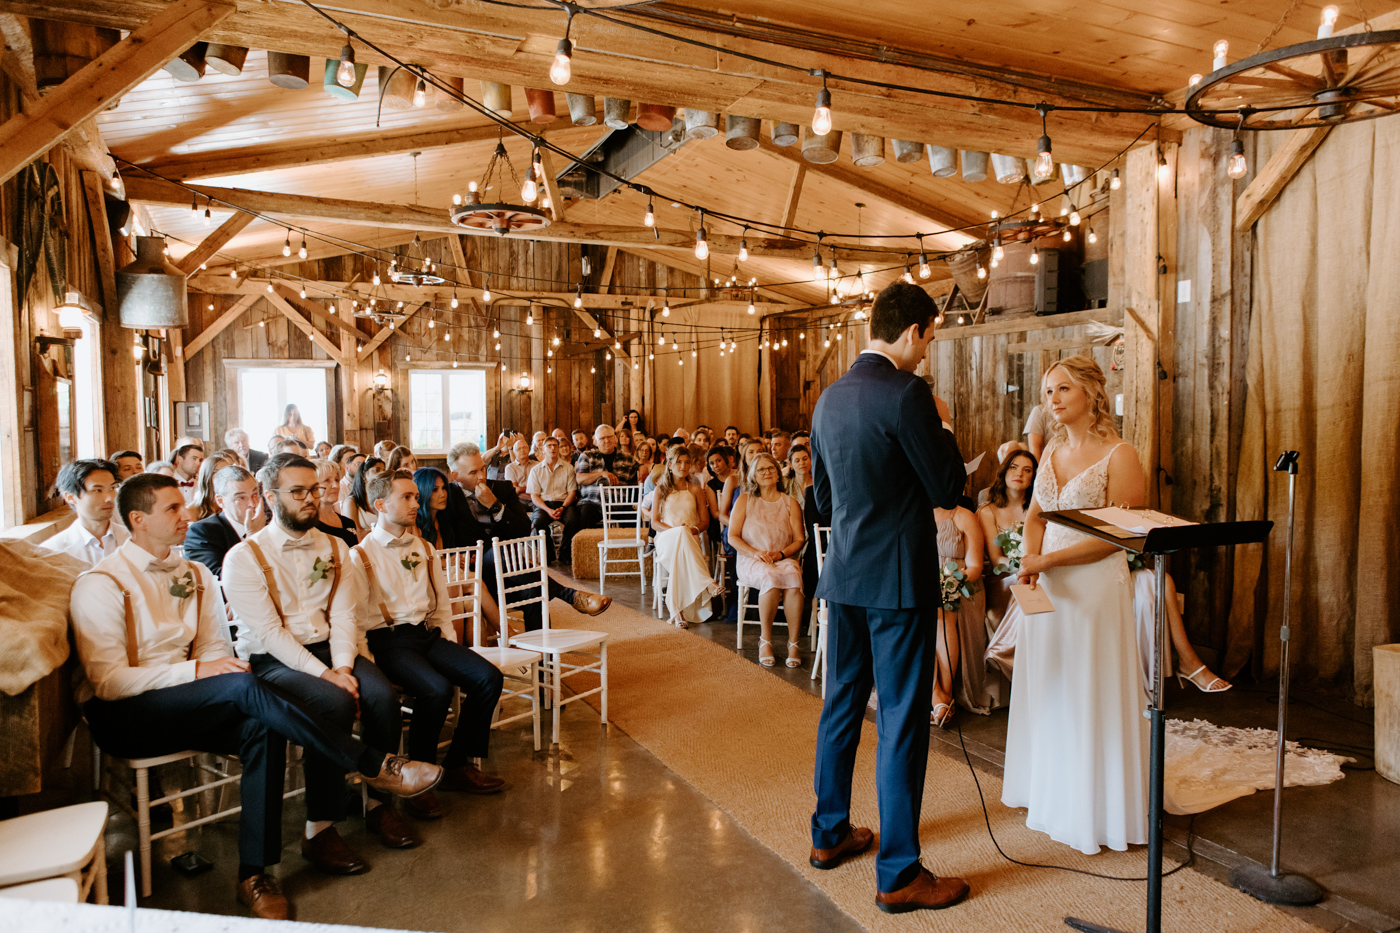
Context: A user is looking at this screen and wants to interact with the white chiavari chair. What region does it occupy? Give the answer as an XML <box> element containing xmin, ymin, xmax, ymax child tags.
<box><xmin>597</xmin><ymin>484</ymin><xmax>646</xmax><ymax>595</ymax></box>
<box><xmin>809</xmin><ymin>524</ymin><xmax>832</xmax><ymax>695</ymax></box>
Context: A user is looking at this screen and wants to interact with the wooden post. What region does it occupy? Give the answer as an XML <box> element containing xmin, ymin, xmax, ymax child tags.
<box><xmin>338</xmin><ymin>298</ymin><xmax>361</xmax><ymax>449</ymax></box>
<box><xmin>531</xmin><ymin>304</ymin><xmax>544</xmax><ymax>433</ymax></box>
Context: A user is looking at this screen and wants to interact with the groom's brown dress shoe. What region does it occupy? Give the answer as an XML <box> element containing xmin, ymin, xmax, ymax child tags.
<box><xmin>810</xmin><ymin>826</ymin><xmax>874</xmax><ymax>869</ymax></box>
<box><xmin>875</xmin><ymin>867</ymin><xmax>970</xmax><ymax>913</ymax></box>
<box><xmin>236</xmin><ymin>874</ymin><xmax>290</xmax><ymax>920</ymax></box>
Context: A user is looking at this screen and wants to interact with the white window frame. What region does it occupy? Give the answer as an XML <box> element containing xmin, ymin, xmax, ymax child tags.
<box><xmin>404</xmin><ymin>363</ymin><xmax>490</xmax><ymax>456</ymax></box>
<box><xmin>222</xmin><ymin>359</ymin><xmax>337</xmax><ymax>450</ymax></box>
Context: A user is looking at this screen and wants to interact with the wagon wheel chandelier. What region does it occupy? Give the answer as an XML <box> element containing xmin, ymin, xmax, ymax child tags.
<box><xmin>388</xmin><ymin>233</ymin><xmax>445</xmax><ymax>287</ymax></box>
<box><xmin>449</xmin><ymin>137</ymin><xmax>552</xmax><ymax>236</ymax></box>
<box><xmin>1187</xmin><ymin>28</ymin><xmax>1400</xmax><ymax>129</ymax></box>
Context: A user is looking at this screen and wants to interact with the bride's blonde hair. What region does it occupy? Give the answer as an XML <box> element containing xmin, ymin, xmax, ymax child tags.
<box><xmin>1042</xmin><ymin>355</ymin><xmax>1116</xmax><ymax>441</ymax></box>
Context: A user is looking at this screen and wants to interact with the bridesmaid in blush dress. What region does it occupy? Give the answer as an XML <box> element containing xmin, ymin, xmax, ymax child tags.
<box><xmin>1003</xmin><ymin>356</ymin><xmax>1149</xmax><ymax>855</ymax></box>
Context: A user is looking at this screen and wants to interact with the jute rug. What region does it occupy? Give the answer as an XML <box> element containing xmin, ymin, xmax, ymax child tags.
<box><xmin>550</xmin><ymin>595</ymin><xmax>1320</xmax><ymax>933</ymax></box>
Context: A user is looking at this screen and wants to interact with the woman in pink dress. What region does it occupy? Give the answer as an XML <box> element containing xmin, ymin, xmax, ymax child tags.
<box><xmin>730</xmin><ymin>453</ymin><xmax>806</xmax><ymax>668</ymax></box>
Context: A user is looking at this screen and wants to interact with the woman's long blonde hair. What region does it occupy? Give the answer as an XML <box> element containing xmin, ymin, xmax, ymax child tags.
<box><xmin>653</xmin><ymin>444</ymin><xmax>692</xmax><ymax>518</ymax></box>
<box><xmin>188</xmin><ymin>454</ymin><xmax>231</xmax><ymax>521</ymax></box>
<box><xmin>1042</xmin><ymin>355</ymin><xmax>1117</xmax><ymax>442</ymax></box>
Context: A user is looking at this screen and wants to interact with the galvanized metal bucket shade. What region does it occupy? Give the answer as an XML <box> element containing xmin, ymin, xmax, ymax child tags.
<box><xmin>117</xmin><ymin>236</ymin><xmax>187</xmax><ymax>328</ymax></box>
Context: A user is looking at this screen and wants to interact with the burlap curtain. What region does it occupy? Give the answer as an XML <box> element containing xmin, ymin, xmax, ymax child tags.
<box><xmin>1229</xmin><ymin>118</ymin><xmax>1400</xmax><ymax>703</ymax></box>
<box><xmin>651</xmin><ymin>306</ymin><xmax>761</xmax><ymax>435</ymax></box>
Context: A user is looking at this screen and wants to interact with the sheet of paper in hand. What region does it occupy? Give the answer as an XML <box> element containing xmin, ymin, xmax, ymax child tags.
<box><xmin>1082</xmin><ymin>506</ymin><xmax>1199</xmax><ymax>537</ymax></box>
<box><xmin>1011</xmin><ymin>583</ymin><xmax>1054</xmax><ymax>614</ymax></box>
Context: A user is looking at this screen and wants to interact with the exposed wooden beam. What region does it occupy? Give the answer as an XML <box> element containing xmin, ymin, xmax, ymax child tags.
<box><xmin>1234</xmin><ymin>127</ymin><xmax>1331</xmax><ymax>231</ymax></box>
<box><xmin>174</xmin><ymin>209</ymin><xmax>253</xmax><ymax>274</ymax></box>
<box><xmin>357</xmin><ymin>302</ymin><xmax>426</xmax><ymax>362</ymax></box>
<box><xmin>265</xmin><ymin>290</ymin><xmax>345</xmax><ymax>364</ymax></box>
<box><xmin>570</xmin><ymin>307</ymin><xmax>630</xmax><ymax>361</ymax></box>
<box><xmin>79</xmin><ymin>170</ymin><xmax>117</xmax><ymax>312</ymax></box>
<box><xmin>933</xmin><ymin>306</ymin><xmax>1123</xmax><ymax>341</ymax></box>
<box><xmin>125</xmin><ymin>174</ymin><xmax>913</xmax><ymax>261</ymax></box>
<box><xmin>537</xmin><ymin>147</ymin><xmax>565</xmax><ymax>223</ymax></box>
<box><xmin>185</xmin><ymin>293</ymin><xmax>255</xmax><ymax>357</ymax></box>
<box><xmin>780</xmin><ymin>163</ymin><xmax>806</xmax><ymax>230</ymax></box>
<box><xmin>0</xmin><ymin>0</ymin><xmax>235</xmax><ymax>186</ymax></box>
<box><xmin>271</xmin><ymin>284</ymin><xmax>363</xmax><ymax>340</ymax></box>
<box><xmin>598</xmin><ymin>246</ymin><xmax>617</xmax><ymax>295</ymax></box>
<box><xmin>621</xmin><ymin>248</ymin><xmax>819</xmax><ymax>306</ymax></box>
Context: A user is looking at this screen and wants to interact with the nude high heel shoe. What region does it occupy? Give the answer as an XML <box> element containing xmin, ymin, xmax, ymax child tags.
<box><xmin>1178</xmin><ymin>664</ymin><xmax>1232</xmax><ymax>693</ymax></box>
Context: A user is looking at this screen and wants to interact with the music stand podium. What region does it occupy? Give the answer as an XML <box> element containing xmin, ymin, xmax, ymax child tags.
<box><xmin>1039</xmin><ymin>509</ymin><xmax>1273</xmax><ymax>933</ymax></box>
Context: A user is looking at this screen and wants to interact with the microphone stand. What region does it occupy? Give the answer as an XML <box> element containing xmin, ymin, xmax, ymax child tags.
<box><xmin>1228</xmin><ymin>451</ymin><xmax>1324</xmax><ymax>905</ymax></box>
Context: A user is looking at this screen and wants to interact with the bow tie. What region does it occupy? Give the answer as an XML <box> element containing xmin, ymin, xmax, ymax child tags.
<box><xmin>386</xmin><ymin>536</ymin><xmax>414</xmax><ymax>549</ymax></box>
<box><xmin>178</xmin><ymin>480</ymin><xmax>195</xmax><ymax>488</ymax></box>
<box><xmin>147</xmin><ymin>557</ymin><xmax>183</xmax><ymax>574</ymax></box>
<box><xmin>281</xmin><ymin>536</ymin><xmax>314</xmax><ymax>550</ymax></box>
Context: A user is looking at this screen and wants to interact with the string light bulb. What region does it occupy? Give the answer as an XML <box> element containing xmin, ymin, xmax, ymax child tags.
<box><xmin>811</xmin><ymin>70</ymin><xmax>832</xmax><ymax>135</ymax></box>
<box><xmin>1088</xmin><ymin>227</ymin><xmax>1098</xmax><ymax>244</ymax></box>
<box><xmin>298</xmin><ymin>236</ymin><xmax>308</xmax><ymax>259</ymax></box>
<box><xmin>1158</xmin><ymin>151</ymin><xmax>1171</xmax><ymax>182</ymax></box>
<box><xmin>203</xmin><ymin>207</ymin><xmax>211</xmax><ymax>227</ymax></box>
<box><xmin>1110</xmin><ymin>168</ymin><xmax>1121</xmax><ymax>190</ymax></box>
<box><xmin>574</xmin><ymin>286</ymin><xmax>583</xmax><ymax>309</ymax></box>
<box><xmin>739</xmin><ymin>229</ymin><xmax>749</xmax><ymax>262</ymax></box>
<box><xmin>1030</xmin><ymin>246</ymin><xmax>1040</xmax><ymax>265</ymax></box>
<box><xmin>550</xmin><ymin>32</ymin><xmax>573</xmax><ymax>86</ymax></box>
<box><xmin>1318</xmin><ymin>5</ymin><xmax>1339</xmax><ymax>38</ymax></box>
<box><xmin>282</xmin><ymin>234</ymin><xmax>291</xmax><ymax>257</ymax></box>
<box><xmin>1033</xmin><ymin>104</ymin><xmax>1054</xmax><ymax>180</ymax></box>
<box><xmin>1062</xmin><ymin>228</ymin><xmax>1072</xmax><ymax>242</ymax></box>
<box><xmin>1069</xmin><ymin>208</ymin><xmax>1081</xmax><ymax>226</ymax></box>
<box><xmin>1227</xmin><ymin>138</ymin><xmax>1248</xmax><ymax>179</ymax></box>
<box><xmin>483</xmin><ymin>276</ymin><xmax>492</xmax><ymax>302</ymax></box>
<box><xmin>527</xmin><ymin>309</ymin><xmax>534</xmax><ymax>326</ymax></box>
<box><xmin>643</xmin><ymin>199</ymin><xmax>655</xmax><ymax>227</ymax></box>
<box><xmin>412</xmin><ymin>76</ymin><xmax>428</xmax><ymax>108</ymax></box>
<box><xmin>694</xmin><ymin>226</ymin><xmax>709</xmax><ymax>261</ymax></box>
<box><xmin>300</xmin><ymin>285</ymin><xmax>307</xmax><ymax>298</ymax></box>
<box><xmin>336</xmin><ymin>42</ymin><xmax>357</xmax><ymax>87</ymax></box>
<box><xmin>1212</xmin><ymin>39</ymin><xmax>1229</xmax><ymax>71</ymax></box>
<box><xmin>918</xmin><ymin>251</ymin><xmax>931</xmax><ymax>280</ymax></box>
<box><xmin>977</xmin><ymin>265</ymin><xmax>986</xmax><ymax>280</ymax></box>
<box><xmin>812</xmin><ymin>249</ymin><xmax>824</xmax><ymax>282</ymax></box>
<box><xmin>1188</xmin><ymin>73</ymin><xmax>1203</xmax><ymax>88</ymax></box>
<box><xmin>372</xmin><ymin>267</ymin><xmax>381</xmax><ymax>286</ymax></box>
<box><xmin>450</xmin><ymin>291</ymin><xmax>459</xmax><ymax>309</ymax></box>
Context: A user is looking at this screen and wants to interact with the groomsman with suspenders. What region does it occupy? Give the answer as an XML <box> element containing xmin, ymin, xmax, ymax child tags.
<box><xmin>351</xmin><ymin>470</ymin><xmax>507</xmax><ymax>821</ymax></box>
<box><xmin>70</xmin><ymin>473</ymin><xmax>440</xmax><ymax>920</ymax></box>
<box><xmin>223</xmin><ymin>454</ymin><xmax>434</xmax><ymax>873</ymax></box>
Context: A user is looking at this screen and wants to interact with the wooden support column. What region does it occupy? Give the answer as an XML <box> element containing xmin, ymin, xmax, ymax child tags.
<box><xmin>338</xmin><ymin>298</ymin><xmax>361</xmax><ymax>449</ymax></box>
<box><xmin>1234</xmin><ymin>126</ymin><xmax>1331</xmax><ymax>231</ymax></box>
<box><xmin>781</xmin><ymin>163</ymin><xmax>806</xmax><ymax>229</ymax></box>
<box><xmin>265</xmin><ymin>289</ymin><xmax>345</xmax><ymax>363</ymax></box>
<box><xmin>530</xmin><ymin>304</ymin><xmax>544</xmax><ymax>433</ymax></box>
<box><xmin>0</xmin><ymin>0</ymin><xmax>235</xmax><ymax>185</ymax></box>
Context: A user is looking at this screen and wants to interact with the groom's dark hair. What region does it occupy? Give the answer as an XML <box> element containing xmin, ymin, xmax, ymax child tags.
<box><xmin>869</xmin><ymin>281</ymin><xmax>937</xmax><ymax>343</ymax></box>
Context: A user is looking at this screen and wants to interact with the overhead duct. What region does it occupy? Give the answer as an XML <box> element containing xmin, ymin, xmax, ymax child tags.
<box><xmin>555</xmin><ymin>125</ymin><xmax>689</xmax><ymax>201</ymax></box>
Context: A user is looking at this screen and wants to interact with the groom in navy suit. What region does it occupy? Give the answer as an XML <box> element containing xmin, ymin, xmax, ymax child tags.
<box><xmin>808</xmin><ymin>282</ymin><xmax>970</xmax><ymax>913</ymax></box>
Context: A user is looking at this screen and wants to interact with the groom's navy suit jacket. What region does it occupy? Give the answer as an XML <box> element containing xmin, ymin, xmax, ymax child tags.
<box><xmin>811</xmin><ymin>352</ymin><xmax>965</xmax><ymax>609</ymax></box>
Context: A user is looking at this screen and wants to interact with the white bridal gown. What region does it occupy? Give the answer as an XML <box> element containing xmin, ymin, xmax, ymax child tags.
<box><xmin>653</xmin><ymin>490</ymin><xmax>714</xmax><ymax>624</ymax></box>
<box><xmin>1002</xmin><ymin>441</ymin><xmax>1149</xmax><ymax>854</ymax></box>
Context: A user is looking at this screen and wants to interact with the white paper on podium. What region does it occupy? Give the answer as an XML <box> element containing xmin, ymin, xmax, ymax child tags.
<box><xmin>1082</xmin><ymin>507</ymin><xmax>1198</xmax><ymax>536</ymax></box>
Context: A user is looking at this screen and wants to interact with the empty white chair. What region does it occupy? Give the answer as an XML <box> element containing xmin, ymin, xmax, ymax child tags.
<box><xmin>0</xmin><ymin>877</ymin><xmax>81</xmax><ymax>902</ymax></box>
<box><xmin>441</xmin><ymin>543</ymin><xmax>543</xmax><ymax>752</ymax></box>
<box><xmin>497</xmin><ymin>534</ymin><xmax>609</xmax><ymax>745</ymax></box>
<box><xmin>809</xmin><ymin>525</ymin><xmax>832</xmax><ymax>695</ymax></box>
<box><xmin>0</xmin><ymin>801</ymin><xmax>107</xmax><ymax>904</ymax></box>
<box><xmin>597</xmin><ymin>484</ymin><xmax>646</xmax><ymax>595</ymax></box>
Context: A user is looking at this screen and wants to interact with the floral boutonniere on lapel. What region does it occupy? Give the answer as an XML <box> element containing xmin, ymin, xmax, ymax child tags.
<box><xmin>169</xmin><ymin>570</ymin><xmax>196</xmax><ymax>603</ymax></box>
<box><xmin>400</xmin><ymin>551</ymin><xmax>423</xmax><ymax>577</ymax></box>
<box><xmin>308</xmin><ymin>555</ymin><xmax>337</xmax><ymax>587</ymax></box>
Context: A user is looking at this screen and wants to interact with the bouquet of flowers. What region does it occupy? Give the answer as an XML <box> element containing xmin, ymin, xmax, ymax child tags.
<box><xmin>1127</xmin><ymin>551</ymin><xmax>1149</xmax><ymax>572</ymax></box>
<box><xmin>992</xmin><ymin>522</ymin><xmax>1026</xmax><ymax>576</ymax></box>
<box><xmin>940</xmin><ymin>560</ymin><xmax>973</xmax><ymax>612</ymax></box>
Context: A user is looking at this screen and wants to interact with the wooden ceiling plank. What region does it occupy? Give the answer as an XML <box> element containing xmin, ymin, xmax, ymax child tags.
<box><xmin>1234</xmin><ymin>126</ymin><xmax>1331</xmax><ymax>232</ymax></box>
<box><xmin>185</xmin><ymin>293</ymin><xmax>256</xmax><ymax>357</ymax></box>
<box><xmin>0</xmin><ymin>0</ymin><xmax>235</xmax><ymax>186</ymax></box>
<box><xmin>174</xmin><ymin>209</ymin><xmax>253</xmax><ymax>274</ymax></box>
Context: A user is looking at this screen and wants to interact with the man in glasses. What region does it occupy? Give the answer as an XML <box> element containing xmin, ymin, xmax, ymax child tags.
<box><xmin>223</xmin><ymin>454</ymin><xmax>430</xmax><ymax>875</ymax></box>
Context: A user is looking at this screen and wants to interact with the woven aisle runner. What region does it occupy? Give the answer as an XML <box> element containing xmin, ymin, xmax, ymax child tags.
<box><xmin>547</xmin><ymin>596</ymin><xmax>1319</xmax><ymax>933</ymax></box>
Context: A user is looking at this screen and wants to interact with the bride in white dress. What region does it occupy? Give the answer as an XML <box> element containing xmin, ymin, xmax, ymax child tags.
<box><xmin>1002</xmin><ymin>355</ymin><xmax>1150</xmax><ymax>855</ymax></box>
<box><xmin>649</xmin><ymin>445</ymin><xmax>723</xmax><ymax>628</ymax></box>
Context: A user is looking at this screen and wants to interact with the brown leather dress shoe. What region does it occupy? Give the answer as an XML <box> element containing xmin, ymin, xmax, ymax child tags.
<box><xmin>237</xmin><ymin>874</ymin><xmax>290</xmax><ymax>920</ymax></box>
<box><xmin>366</xmin><ymin>803</ymin><xmax>420</xmax><ymax>848</ymax></box>
<box><xmin>439</xmin><ymin>763</ymin><xmax>508</xmax><ymax>794</ymax></box>
<box><xmin>361</xmin><ymin>755</ymin><xmax>443</xmax><ymax>798</ymax></box>
<box><xmin>810</xmin><ymin>826</ymin><xmax>874</xmax><ymax>869</ymax></box>
<box><xmin>875</xmin><ymin>867</ymin><xmax>970</xmax><ymax>914</ymax></box>
<box><xmin>571</xmin><ymin>591</ymin><xmax>612</xmax><ymax>616</ymax></box>
<box><xmin>402</xmin><ymin>789</ymin><xmax>445</xmax><ymax>820</ymax></box>
<box><xmin>300</xmin><ymin>825</ymin><xmax>369</xmax><ymax>875</ymax></box>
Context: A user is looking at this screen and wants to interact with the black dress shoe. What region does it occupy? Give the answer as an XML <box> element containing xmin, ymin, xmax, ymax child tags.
<box><xmin>300</xmin><ymin>825</ymin><xmax>369</xmax><ymax>875</ymax></box>
<box><xmin>366</xmin><ymin>804</ymin><xmax>420</xmax><ymax>848</ymax></box>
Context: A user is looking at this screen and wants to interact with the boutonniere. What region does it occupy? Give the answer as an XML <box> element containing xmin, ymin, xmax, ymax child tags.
<box><xmin>169</xmin><ymin>570</ymin><xmax>196</xmax><ymax>602</ymax></box>
<box><xmin>400</xmin><ymin>552</ymin><xmax>423</xmax><ymax>576</ymax></box>
<box><xmin>308</xmin><ymin>555</ymin><xmax>336</xmax><ymax>587</ymax></box>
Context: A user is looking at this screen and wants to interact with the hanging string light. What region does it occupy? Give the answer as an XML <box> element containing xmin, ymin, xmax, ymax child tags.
<box><xmin>203</xmin><ymin>206</ymin><xmax>211</xmax><ymax>227</ymax></box>
<box><xmin>1088</xmin><ymin>227</ymin><xmax>1098</xmax><ymax>244</ymax></box>
<box><xmin>1030</xmin><ymin>245</ymin><xmax>1040</xmax><ymax>265</ymax></box>
<box><xmin>811</xmin><ymin>69</ymin><xmax>833</xmax><ymax>134</ymax></box>
<box><xmin>1227</xmin><ymin>111</ymin><xmax>1249</xmax><ymax>179</ymax></box>
<box><xmin>748</xmin><ymin>287</ymin><xmax>756</xmax><ymax>315</ymax></box>
<box><xmin>412</xmin><ymin>75</ymin><xmax>429</xmax><ymax>108</ymax></box>
<box><xmin>1033</xmin><ymin>104</ymin><xmax>1055</xmax><ymax>180</ymax></box>
<box><xmin>550</xmin><ymin>8</ymin><xmax>575</xmax><ymax>86</ymax></box>
<box><xmin>662</xmin><ymin>288</ymin><xmax>670</xmax><ymax>317</ymax></box>
<box><xmin>483</xmin><ymin>274</ymin><xmax>493</xmax><ymax>303</ymax></box>
<box><xmin>1110</xmin><ymin>168</ymin><xmax>1122</xmax><ymax>190</ymax></box>
<box><xmin>694</xmin><ymin>211</ymin><xmax>709</xmax><ymax>261</ymax></box>
<box><xmin>336</xmin><ymin>36</ymin><xmax>357</xmax><ymax>87</ymax></box>
<box><xmin>739</xmin><ymin>227</ymin><xmax>749</xmax><ymax>262</ymax></box>
<box><xmin>298</xmin><ymin>235</ymin><xmax>308</xmax><ymax>259</ymax></box>
<box><xmin>643</xmin><ymin>198</ymin><xmax>655</xmax><ymax>227</ymax></box>
<box><xmin>282</xmin><ymin>232</ymin><xmax>292</xmax><ymax>257</ymax></box>
<box><xmin>574</xmin><ymin>285</ymin><xmax>583</xmax><ymax>308</ymax></box>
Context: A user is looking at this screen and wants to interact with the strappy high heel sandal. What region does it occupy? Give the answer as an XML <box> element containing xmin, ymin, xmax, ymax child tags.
<box><xmin>931</xmin><ymin>702</ymin><xmax>954</xmax><ymax>728</ymax></box>
<box><xmin>758</xmin><ymin>637</ymin><xmax>776</xmax><ymax>667</ymax></box>
<box><xmin>786</xmin><ymin>641</ymin><xmax>802</xmax><ymax>669</ymax></box>
<box><xmin>1178</xmin><ymin>664</ymin><xmax>1231</xmax><ymax>693</ymax></box>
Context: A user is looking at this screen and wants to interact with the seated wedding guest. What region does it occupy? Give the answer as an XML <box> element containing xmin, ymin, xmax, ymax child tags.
<box><xmin>352</xmin><ymin>470</ymin><xmax>507</xmax><ymax>820</ymax></box>
<box><xmin>412</xmin><ymin>467</ymin><xmax>452</xmax><ymax>547</ymax></box>
<box><xmin>341</xmin><ymin>457</ymin><xmax>385</xmax><ymax>541</ymax></box>
<box><xmin>385</xmin><ymin>446</ymin><xmax>418</xmax><ymax>474</ymax></box>
<box><xmin>502</xmin><ymin>438</ymin><xmax>534</xmax><ymax>495</ymax></box>
<box><xmin>634</xmin><ymin>436</ymin><xmax>656</xmax><ymax>482</ymax></box>
<box><xmin>273</xmin><ymin>437</ymin><xmax>309</xmax><ymax>457</ymax></box>
<box><xmin>277</xmin><ymin>404</ymin><xmax>315</xmax><ymax>450</ymax></box>
<box><xmin>188</xmin><ymin>452</ymin><xmax>234</xmax><ymax>522</ymax></box>
<box><xmin>691</xmin><ymin>428</ymin><xmax>712</xmax><ymax>452</ymax></box>
<box><xmin>226</xmin><ymin>428</ymin><xmax>267</xmax><ymax>475</ymax></box>
<box><xmin>109</xmin><ymin>450</ymin><xmax>144</xmax><ymax>482</ymax></box>
<box><xmin>313</xmin><ymin>460</ymin><xmax>358</xmax><ymax>549</ymax></box>
<box><xmin>571</xmin><ymin>428</ymin><xmax>593</xmax><ymax>454</ymax></box>
<box><xmin>785</xmin><ymin>444</ymin><xmax>814</xmax><ymax>501</ymax></box>
<box><xmin>655</xmin><ymin>435</ymin><xmax>671</xmax><ymax>457</ymax></box>
<box><xmin>146</xmin><ymin>460</ymin><xmax>175</xmax><ymax>477</ymax></box>
<box><xmin>617</xmin><ymin>408</ymin><xmax>644</xmax><ymax>437</ymax></box>
<box><xmin>1023</xmin><ymin>403</ymin><xmax>1050</xmax><ymax>460</ymax></box>
<box><xmin>446</xmin><ymin>442</ymin><xmax>610</xmax><ymax>632</ymax></box>
<box><xmin>576</xmin><ymin>424</ymin><xmax>639</xmax><ymax>527</ymax></box>
<box><xmin>71</xmin><ymin>473</ymin><xmax>437</xmax><ymax>920</ymax></box>
<box><xmin>331</xmin><ymin>448</ymin><xmax>362</xmax><ymax>509</ymax></box>
<box><xmin>314</xmin><ymin>442</ymin><xmax>332</xmax><ymax>460</ymax></box>
<box><xmin>649</xmin><ymin>446</ymin><xmax>722</xmax><ymax>628</ymax></box>
<box><xmin>186</xmin><ymin>465</ymin><xmax>265</xmax><ymax>579</ymax></box>
<box><xmin>723</xmin><ymin>426</ymin><xmax>740</xmax><ymax>447</ymax></box>
<box><xmin>705</xmin><ymin>445</ymin><xmax>738</xmax><ymax>607</ymax></box>
<box><xmin>978</xmin><ymin>450</ymin><xmax>1037</xmax><ymax>627</ymax></box>
<box><xmin>530</xmin><ymin>431</ymin><xmax>548</xmax><ymax>461</ymax></box>
<box><xmin>769</xmin><ymin>431</ymin><xmax>793</xmax><ymax>467</ymax></box>
<box><xmin>730</xmin><ymin>453</ymin><xmax>806</xmax><ymax>668</ymax></box>
<box><xmin>173</xmin><ymin>435</ymin><xmax>206</xmax><ymax>453</ymax></box>
<box><xmin>224</xmin><ymin>454</ymin><xmax>425</xmax><ymax>867</ymax></box>
<box><xmin>43</xmin><ymin>459</ymin><xmax>126</xmax><ymax>566</ymax></box>
<box><xmin>171</xmin><ymin>444</ymin><xmax>206</xmax><ymax>504</ymax></box>
<box><xmin>527</xmin><ymin>436</ymin><xmax>585</xmax><ymax>563</ymax></box>
<box><xmin>373</xmin><ymin>440</ymin><xmax>395</xmax><ymax>462</ymax></box>
<box><xmin>617</xmin><ymin>429</ymin><xmax>637</xmax><ymax>459</ymax></box>
<box><xmin>932</xmin><ymin>502</ymin><xmax>992</xmax><ymax>728</ymax></box>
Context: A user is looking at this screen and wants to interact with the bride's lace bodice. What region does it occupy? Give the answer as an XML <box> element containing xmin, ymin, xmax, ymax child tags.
<box><xmin>1036</xmin><ymin>440</ymin><xmax>1127</xmax><ymax>557</ymax></box>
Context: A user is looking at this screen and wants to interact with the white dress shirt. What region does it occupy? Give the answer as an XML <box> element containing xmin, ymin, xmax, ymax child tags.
<box><xmin>69</xmin><ymin>541</ymin><xmax>231</xmax><ymax>702</ymax></box>
<box><xmin>223</xmin><ymin>523</ymin><xmax>357</xmax><ymax>676</ymax></box>
<box><xmin>526</xmin><ymin>460</ymin><xmax>577</xmax><ymax>501</ymax></box>
<box><xmin>225</xmin><ymin>514</ymin><xmax>248</xmax><ymax>540</ymax></box>
<box><xmin>351</xmin><ymin>528</ymin><xmax>453</xmax><ymax>639</ymax></box>
<box><xmin>42</xmin><ymin>518</ymin><xmax>129</xmax><ymax>568</ymax></box>
<box><xmin>176</xmin><ymin>476</ymin><xmax>199</xmax><ymax>505</ymax></box>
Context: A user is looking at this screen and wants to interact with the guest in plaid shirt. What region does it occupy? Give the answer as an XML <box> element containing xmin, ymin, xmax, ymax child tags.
<box><xmin>575</xmin><ymin>424</ymin><xmax>638</xmax><ymax>527</ymax></box>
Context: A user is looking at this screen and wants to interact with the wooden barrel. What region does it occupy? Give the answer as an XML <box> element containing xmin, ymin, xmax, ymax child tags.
<box><xmin>267</xmin><ymin>52</ymin><xmax>310</xmax><ymax>90</ymax></box>
<box><xmin>163</xmin><ymin>43</ymin><xmax>208</xmax><ymax>82</ymax></box>
<box><xmin>684</xmin><ymin>109</ymin><xmax>719</xmax><ymax>139</ymax></box>
<box><xmin>927</xmin><ymin>146</ymin><xmax>957</xmax><ymax>177</ymax></box>
<box><xmin>567</xmin><ymin>93</ymin><xmax>598</xmax><ymax>126</ymax></box>
<box><xmin>435</xmin><ymin>76</ymin><xmax>465</xmax><ymax>112</ymax></box>
<box><xmin>480</xmin><ymin>81</ymin><xmax>513</xmax><ymax>117</ymax></box>
<box><xmin>525</xmin><ymin>88</ymin><xmax>557</xmax><ymax>124</ymax></box>
<box><xmin>960</xmin><ymin>150</ymin><xmax>990</xmax><ymax>182</ymax></box>
<box><xmin>985</xmin><ymin>241</ymin><xmax>1036</xmax><ymax>313</ymax></box>
<box><xmin>31</xmin><ymin>21</ymin><xmax>118</xmax><ymax>90</ymax></box>
<box><xmin>945</xmin><ymin>247</ymin><xmax>990</xmax><ymax>307</ymax></box>
<box><xmin>603</xmin><ymin>97</ymin><xmax>631</xmax><ymax>129</ymax></box>
<box><xmin>992</xmin><ymin>153</ymin><xmax>1025</xmax><ymax>184</ymax></box>
<box><xmin>892</xmin><ymin>139</ymin><xmax>924</xmax><ymax>163</ymax></box>
<box><xmin>380</xmin><ymin>66</ymin><xmax>417</xmax><ymax>110</ymax></box>
<box><xmin>801</xmin><ymin>127</ymin><xmax>842</xmax><ymax>164</ymax></box>
<box><xmin>850</xmin><ymin>133</ymin><xmax>885</xmax><ymax>167</ymax></box>
<box><xmin>636</xmin><ymin>103</ymin><xmax>676</xmax><ymax>131</ymax></box>
<box><xmin>771</xmin><ymin>121</ymin><xmax>799</xmax><ymax>146</ymax></box>
<box><xmin>725</xmin><ymin>115</ymin><xmax>761</xmax><ymax>150</ymax></box>
<box><xmin>323</xmin><ymin>58</ymin><xmax>368</xmax><ymax>100</ymax></box>
<box><xmin>205</xmin><ymin>44</ymin><xmax>248</xmax><ymax>76</ymax></box>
